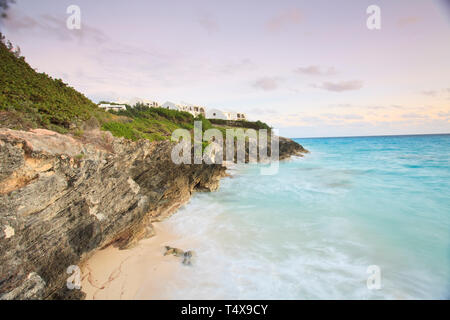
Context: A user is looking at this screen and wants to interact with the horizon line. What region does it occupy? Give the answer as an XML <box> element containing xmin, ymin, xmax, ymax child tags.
<box><xmin>291</xmin><ymin>132</ymin><xmax>450</xmax><ymax>139</ymax></box>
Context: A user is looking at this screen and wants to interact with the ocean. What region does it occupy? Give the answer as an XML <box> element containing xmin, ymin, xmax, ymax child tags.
<box><xmin>159</xmin><ymin>134</ymin><xmax>450</xmax><ymax>299</ymax></box>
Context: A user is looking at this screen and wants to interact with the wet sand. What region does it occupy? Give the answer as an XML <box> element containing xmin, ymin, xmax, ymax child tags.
<box><xmin>81</xmin><ymin>165</ymin><xmax>234</xmax><ymax>300</ymax></box>
<box><xmin>81</xmin><ymin>222</ymin><xmax>191</xmax><ymax>300</ymax></box>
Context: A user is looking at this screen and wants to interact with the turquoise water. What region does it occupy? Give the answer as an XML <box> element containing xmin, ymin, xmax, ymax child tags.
<box><xmin>164</xmin><ymin>134</ymin><xmax>450</xmax><ymax>299</ymax></box>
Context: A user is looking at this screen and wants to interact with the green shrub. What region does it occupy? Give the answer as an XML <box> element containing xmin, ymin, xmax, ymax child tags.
<box><xmin>101</xmin><ymin>122</ymin><xmax>142</xmax><ymax>141</ymax></box>
<box><xmin>0</xmin><ymin>38</ymin><xmax>103</xmax><ymax>132</ymax></box>
<box><xmin>194</xmin><ymin>114</ymin><xmax>212</xmax><ymax>131</ymax></box>
<box><xmin>209</xmin><ymin>119</ymin><xmax>271</xmax><ymax>131</ymax></box>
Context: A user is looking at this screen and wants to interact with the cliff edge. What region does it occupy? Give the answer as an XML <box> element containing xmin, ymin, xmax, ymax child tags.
<box><xmin>0</xmin><ymin>128</ymin><xmax>226</xmax><ymax>299</ymax></box>
<box><xmin>0</xmin><ymin>128</ymin><xmax>307</xmax><ymax>300</ymax></box>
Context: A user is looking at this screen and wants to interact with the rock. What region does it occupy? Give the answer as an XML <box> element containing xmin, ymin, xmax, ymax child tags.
<box><xmin>278</xmin><ymin>136</ymin><xmax>309</xmax><ymax>160</ymax></box>
<box><xmin>0</xmin><ymin>127</ymin><xmax>306</xmax><ymax>299</ymax></box>
<box><xmin>0</xmin><ymin>273</ymin><xmax>46</xmax><ymax>300</ymax></box>
<box><xmin>0</xmin><ymin>128</ymin><xmax>226</xmax><ymax>299</ymax></box>
<box><xmin>182</xmin><ymin>251</ymin><xmax>194</xmax><ymax>266</ymax></box>
<box><xmin>163</xmin><ymin>247</ymin><xmax>194</xmax><ymax>266</ymax></box>
<box><xmin>219</xmin><ymin>134</ymin><xmax>308</xmax><ymax>163</ymax></box>
<box><xmin>164</xmin><ymin>246</ymin><xmax>185</xmax><ymax>257</ymax></box>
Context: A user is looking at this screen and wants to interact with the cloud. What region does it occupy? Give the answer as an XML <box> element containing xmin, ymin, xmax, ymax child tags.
<box><xmin>328</xmin><ymin>104</ymin><xmax>408</xmax><ymax>110</ymax></box>
<box><xmin>313</xmin><ymin>80</ymin><xmax>363</xmax><ymax>92</ymax></box>
<box><xmin>398</xmin><ymin>16</ymin><xmax>421</xmax><ymax>27</ymax></box>
<box><xmin>401</xmin><ymin>113</ymin><xmax>429</xmax><ymax>119</ymax></box>
<box><xmin>249</xmin><ymin>107</ymin><xmax>279</xmax><ymax>115</ymax></box>
<box><xmin>328</xmin><ymin>103</ymin><xmax>354</xmax><ymax>108</ymax></box>
<box><xmin>266</xmin><ymin>8</ymin><xmax>301</xmax><ymax>32</ymax></box>
<box><xmin>219</xmin><ymin>58</ymin><xmax>255</xmax><ymax>75</ymax></box>
<box><xmin>198</xmin><ymin>14</ymin><xmax>219</xmax><ymax>34</ymax></box>
<box><xmin>294</xmin><ymin>65</ymin><xmax>337</xmax><ymax>76</ymax></box>
<box><xmin>322</xmin><ymin>113</ymin><xmax>364</xmax><ymax>120</ymax></box>
<box><xmin>4</xmin><ymin>11</ymin><xmax>108</xmax><ymax>44</ymax></box>
<box><xmin>420</xmin><ymin>88</ymin><xmax>450</xmax><ymax>97</ymax></box>
<box><xmin>438</xmin><ymin>111</ymin><xmax>450</xmax><ymax>119</ymax></box>
<box><xmin>421</xmin><ymin>90</ymin><xmax>437</xmax><ymax>96</ymax></box>
<box><xmin>252</xmin><ymin>77</ymin><xmax>280</xmax><ymax>91</ymax></box>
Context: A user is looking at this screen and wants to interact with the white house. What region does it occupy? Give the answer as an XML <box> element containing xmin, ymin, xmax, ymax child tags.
<box><xmin>206</xmin><ymin>108</ymin><xmax>229</xmax><ymax>120</ymax></box>
<box><xmin>162</xmin><ymin>101</ymin><xmax>206</xmax><ymax>117</ymax></box>
<box><xmin>206</xmin><ymin>109</ymin><xmax>247</xmax><ymax>121</ymax></box>
<box><xmin>99</xmin><ymin>104</ymin><xmax>127</xmax><ymax>112</ymax></box>
<box><xmin>162</xmin><ymin>101</ymin><xmax>183</xmax><ymax>111</ymax></box>
<box><xmin>179</xmin><ymin>102</ymin><xmax>206</xmax><ymax>117</ymax></box>
<box><xmin>119</xmin><ymin>98</ymin><xmax>159</xmax><ymax>108</ymax></box>
<box><xmin>236</xmin><ymin>112</ymin><xmax>247</xmax><ymax>121</ymax></box>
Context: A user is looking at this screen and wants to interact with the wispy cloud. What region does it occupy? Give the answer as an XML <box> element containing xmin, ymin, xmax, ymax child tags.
<box><xmin>294</xmin><ymin>65</ymin><xmax>337</xmax><ymax>76</ymax></box>
<box><xmin>421</xmin><ymin>90</ymin><xmax>437</xmax><ymax>96</ymax></box>
<box><xmin>198</xmin><ymin>14</ymin><xmax>219</xmax><ymax>34</ymax></box>
<box><xmin>249</xmin><ymin>107</ymin><xmax>279</xmax><ymax>115</ymax></box>
<box><xmin>252</xmin><ymin>77</ymin><xmax>281</xmax><ymax>91</ymax></box>
<box><xmin>438</xmin><ymin>111</ymin><xmax>450</xmax><ymax>119</ymax></box>
<box><xmin>266</xmin><ymin>8</ymin><xmax>301</xmax><ymax>32</ymax></box>
<box><xmin>219</xmin><ymin>58</ymin><xmax>255</xmax><ymax>75</ymax></box>
<box><xmin>401</xmin><ymin>113</ymin><xmax>429</xmax><ymax>119</ymax></box>
<box><xmin>312</xmin><ymin>80</ymin><xmax>363</xmax><ymax>92</ymax></box>
<box><xmin>398</xmin><ymin>16</ymin><xmax>421</xmax><ymax>27</ymax></box>
<box><xmin>420</xmin><ymin>88</ymin><xmax>450</xmax><ymax>97</ymax></box>
<box><xmin>322</xmin><ymin>113</ymin><xmax>364</xmax><ymax>120</ymax></box>
<box><xmin>5</xmin><ymin>11</ymin><xmax>108</xmax><ymax>44</ymax></box>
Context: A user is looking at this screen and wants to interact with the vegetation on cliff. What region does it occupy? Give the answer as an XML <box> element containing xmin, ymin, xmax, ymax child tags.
<box><xmin>209</xmin><ymin>118</ymin><xmax>271</xmax><ymax>131</ymax></box>
<box><xmin>104</xmin><ymin>103</ymin><xmax>200</xmax><ymax>141</ymax></box>
<box><xmin>0</xmin><ymin>33</ymin><xmax>108</xmax><ymax>133</ymax></box>
<box><xmin>0</xmin><ymin>34</ymin><xmax>271</xmax><ymax>142</ymax></box>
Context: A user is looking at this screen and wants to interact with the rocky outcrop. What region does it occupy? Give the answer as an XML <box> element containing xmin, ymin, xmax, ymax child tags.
<box><xmin>278</xmin><ymin>137</ymin><xmax>309</xmax><ymax>160</ymax></box>
<box><xmin>0</xmin><ymin>128</ymin><xmax>307</xmax><ymax>300</ymax></box>
<box><xmin>0</xmin><ymin>128</ymin><xmax>226</xmax><ymax>300</ymax></box>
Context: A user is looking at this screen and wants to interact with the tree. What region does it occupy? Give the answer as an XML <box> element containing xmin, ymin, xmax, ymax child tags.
<box><xmin>13</xmin><ymin>44</ymin><xmax>20</xmax><ymax>57</ymax></box>
<box><xmin>0</xmin><ymin>0</ymin><xmax>15</xmax><ymax>18</ymax></box>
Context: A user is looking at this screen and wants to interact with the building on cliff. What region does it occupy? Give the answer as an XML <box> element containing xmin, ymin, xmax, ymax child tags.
<box><xmin>117</xmin><ymin>98</ymin><xmax>159</xmax><ymax>108</ymax></box>
<box><xmin>162</xmin><ymin>101</ymin><xmax>182</xmax><ymax>111</ymax></box>
<box><xmin>206</xmin><ymin>108</ymin><xmax>247</xmax><ymax>121</ymax></box>
<box><xmin>179</xmin><ymin>102</ymin><xmax>206</xmax><ymax>118</ymax></box>
<box><xmin>98</xmin><ymin>103</ymin><xmax>127</xmax><ymax>111</ymax></box>
<box><xmin>107</xmin><ymin>99</ymin><xmax>245</xmax><ymax>121</ymax></box>
<box><xmin>162</xmin><ymin>101</ymin><xmax>206</xmax><ymax>118</ymax></box>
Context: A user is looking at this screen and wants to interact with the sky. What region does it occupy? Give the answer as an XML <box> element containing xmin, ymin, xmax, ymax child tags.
<box><xmin>1</xmin><ymin>0</ymin><xmax>450</xmax><ymax>137</ymax></box>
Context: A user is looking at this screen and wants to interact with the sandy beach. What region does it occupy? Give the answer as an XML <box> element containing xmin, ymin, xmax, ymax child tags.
<box><xmin>81</xmin><ymin>164</ymin><xmax>235</xmax><ymax>300</ymax></box>
<box><xmin>81</xmin><ymin>222</ymin><xmax>192</xmax><ymax>300</ymax></box>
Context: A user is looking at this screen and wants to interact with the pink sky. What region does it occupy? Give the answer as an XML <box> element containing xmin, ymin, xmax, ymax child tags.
<box><xmin>2</xmin><ymin>0</ymin><xmax>449</xmax><ymax>137</ymax></box>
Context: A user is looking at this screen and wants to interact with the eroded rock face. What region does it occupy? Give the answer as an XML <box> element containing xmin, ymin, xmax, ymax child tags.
<box><xmin>0</xmin><ymin>128</ymin><xmax>307</xmax><ymax>300</ymax></box>
<box><xmin>0</xmin><ymin>128</ymin><xmax>226</xmax><ymax>300</ymax></box>
<box><xmin>278</xmin><ymin>137</ymin><xmax>309</xmax><ymax>160</ymax></box>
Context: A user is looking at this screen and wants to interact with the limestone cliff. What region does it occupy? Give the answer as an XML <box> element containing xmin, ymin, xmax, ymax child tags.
<box><xmin>0</xmin><ymin>128</ymin><xmax>307</xmax><ymax>300</ymax></box>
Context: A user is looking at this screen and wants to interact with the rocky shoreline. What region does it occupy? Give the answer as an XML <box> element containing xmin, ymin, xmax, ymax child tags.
<box><xmin>0</xmin><ymin>128</ymin><xmax>307</xmax><ymax>300</ymax></box>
